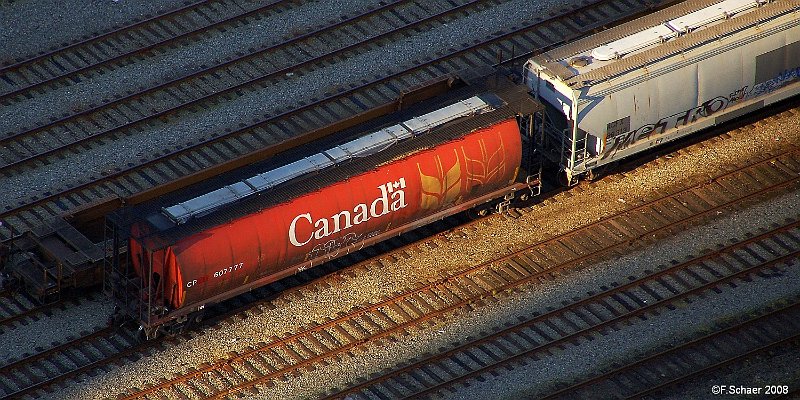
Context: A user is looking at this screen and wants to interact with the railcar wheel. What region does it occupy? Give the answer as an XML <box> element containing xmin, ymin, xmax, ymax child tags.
<box><xmin>514</xmin><ymin>191</ymin><xmax>536</xmax><ymax>208</ymax></box>
<box><xmin>139</xmin><ymin>326</ymin><xmax>162</xmax><ymax>342</ymax></box>
<box><xmin>190</xmin><ymin>311</ymin><xmax>205</xmax><ymax>327</ymax></box>
<box><xmin>557</xmin><ymin>171</ymin><xmax>576</xmax><ymax>187</ymax></box>
<box><xmin>586</xmin><ymin>163</ymin><xmax>617</xmax><ymax>181</ymax></box>
<box><xmin>468</xmin><ymin>206</ymin><xmax>490</xmax><ymax>219</ymax></box>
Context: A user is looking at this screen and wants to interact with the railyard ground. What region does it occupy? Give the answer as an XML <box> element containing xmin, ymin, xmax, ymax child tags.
<box><xmin>53</xmin><ymin>103</ymin><xmax>800</xmax><ymax>399</ymax></box>
<box><xmin>2</xmin><ymin>0</ymin><xmax>799</xmax><ymax>398</ymax></box>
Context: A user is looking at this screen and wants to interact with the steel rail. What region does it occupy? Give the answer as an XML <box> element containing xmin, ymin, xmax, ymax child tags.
<box><xmin>0</xmin><ymin>0</ymin><xmax>675</xmax><ymax>229</ymax></box>
<box><xmin>622</xmin><ymin>310</ymin><xmax>800</xmax><ymax>399</ymax></box>
<box><xmin>0</xmin><ymin>0</ymin><xmax>211</xmax><ymax>72</ymax></box>
<box><xmin>0</xmin><ymin>0</ymin><xmax>489</xmax><ymax>164</ymax></box>
<box><xmin>0</xmin><ymin>0</ymin><xmax>291</xmax><ymax>101</ymax></box>
<box><xmin>0</xmin><ymin>299</ymin><xmax>61</xmax><ymax>332</ymax></box>
<box><xmin>329</xmin><ymin>223</ymin><xmax>800</xmax><ymax>399</ymax></box>
<box><xmin>0</xmin><ymin>325</ymin><xmax>116</xmax><ymax>377</ymax></box>
<box><xmin>426</xmin><ymin>295</ymin><xmax>800</xmax><ymax>400</ymax></box>
<box><xmin>119</xmin><ymin>146</ymin><xmax>799</xmax><ymax>399</ymax></box>
<box><xmin>2</xmin><ymin>326</ymin><xmax>147</xmax><ymax>399</ymax></box>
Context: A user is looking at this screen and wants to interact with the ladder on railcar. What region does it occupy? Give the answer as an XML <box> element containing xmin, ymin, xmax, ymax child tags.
<box><xmin>522</xmin><ymin>111</ymin><xmax>544</xmax><ymax>198</ymax></box>
<box><xmin>103</xmin><ymin>212</ymin><xmax>143</xmax><ymax>327</ymax></box>
<box><xmin>539</xmin><ymin>103</ymin><xmax>587</xmax><ymax>186</ymax></box>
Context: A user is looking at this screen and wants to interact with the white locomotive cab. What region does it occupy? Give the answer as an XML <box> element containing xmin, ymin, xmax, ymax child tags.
<box><xmin>525</xmin><ymin>0</ymin><xmax>800</xmax><ymax>183</ymax></box>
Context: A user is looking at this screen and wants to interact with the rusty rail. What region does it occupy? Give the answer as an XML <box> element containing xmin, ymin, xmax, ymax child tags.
<box><xmin>117</xmin><ymin>145</ymin><xmax>800</xmax><ymax>399</ymax></box>
<box><xmin>331</xmin><ymin>223</ymin><xmax>800</xmax><ymax>399</ymax></box>
<box><xmin>0</xmin><ymin>0</ymin><xmax>679</xmax><ymax>235</ymax></box>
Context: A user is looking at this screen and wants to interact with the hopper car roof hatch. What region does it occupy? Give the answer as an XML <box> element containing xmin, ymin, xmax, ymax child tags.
<box><xmin>591</xmin><ymin>0</ymin><xmax>763</xmax><ymax>61</ymax></box>
<box><xmin>162</xmin><ymin>94</ymin><xmax>503</xmax><ymax>225</ymax></box>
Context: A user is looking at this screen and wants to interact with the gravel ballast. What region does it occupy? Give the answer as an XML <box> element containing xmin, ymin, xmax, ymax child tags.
<box><xmin>0</xmin><ymin>296</ymin><xmax>114</xmax><ymax>364</ymax></box>
<box><xmin>0</xmin><ymin>0</ymin><xmax>180</xmax><ymax>64</ymax></box>
<box><xmin>1</xmin><ymin>0</ymin><xmax>573</xmax><ymax>209</ymax></box>
<box><xmin>51</xmin><ymin>91</ymin><xmax>800</xmax><ymax>398</ymax></box>
<box><xmin>0</xmin><ymin>0</ymin><xmax>372</xmax><ymax>135</ymax></box>
<box><xmin>452</xmin><ymin>191</ymin><xmax>800</xmax><ymax>400</ymax></box>
<box><xmin>662</xmin><ymin>337</ymin><xmax>800</xmax><ymax>400</ymax></box>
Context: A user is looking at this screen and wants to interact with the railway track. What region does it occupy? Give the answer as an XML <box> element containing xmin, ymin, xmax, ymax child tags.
<box><xmin>0</xmin><ymin>0</ymin><xmax>682</xmax><ymax>240</ymax></box>
<box><xmin>112</xmin><ymin>145</ymin><xmax>800</xmax><ymax>399</ymax></box>
<box><xmin>0</xmin><ymin>290</ymin><xmax>91</xmax><ymax>334</ymax></box>
<box><xmin>541</xmin><ymin>302</ymin><xmax>800</xmax><ymax>400</ymax></box>
<box><xmin>0</xmin><ymin>0</ymin><xmax>290</xmax><ymax>102</ymax></box>
<box><xmin>327</xmin><ymin>220</ymin><xmax>800</xmax><ymax>399</ymax></box>
<box><xmin>0</xmin><ymin>0</ymin><xmax>490</xmax><ymax>171</ymax></box>
<box><xmin>0</xmin><ymin>324</ymin><xmax>142</xmax><ymax>399</ymax></box>
<box><xmin>0</xmin><ymin>209</ymin><xmax>471</xmax><ymax>398</ymax></box>
<box><xmin>0</xmin><ymin>289</ymin><xmax>40</xmax><ymax>332</ymax></box>
<box><xmin>0</xmin><ymin>0</ymin><xmax>209</xmax><ymax>70</ymax></box>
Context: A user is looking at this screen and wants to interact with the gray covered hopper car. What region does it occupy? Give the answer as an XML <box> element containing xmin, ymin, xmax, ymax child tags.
<box><xmin>525</xmin><ymin>0</ymin><xmax>800</xmax><ymax>183</ymax></box>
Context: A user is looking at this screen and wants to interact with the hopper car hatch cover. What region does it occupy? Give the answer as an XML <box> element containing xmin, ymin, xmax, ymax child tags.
<box><xmin>161</xmin><ymin>94</ymin><xmax>502</xmax><ymax>225</ymax></box>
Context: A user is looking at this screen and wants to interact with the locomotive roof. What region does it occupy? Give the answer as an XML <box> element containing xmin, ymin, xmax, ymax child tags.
<box><xmin>529</xmin><ymin>0</ymin><xmax>800</xmax><ymax>89</ymax></box>
<box><xmin>117</xmin><ymin>78</ymin><xmax>539</xmax><ymax>247</ymax></box>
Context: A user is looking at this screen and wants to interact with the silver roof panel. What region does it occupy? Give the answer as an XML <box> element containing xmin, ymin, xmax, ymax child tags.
<box><xmin>667</xmin><ymin>0</ymin><xmax>759</xmax><ymax>32</ymax></box>
<box><xmin>591</xmin><ymin>25</ymin><xmax>677</xmax><ymax>61</ymax></box>
<box><xmin>162</xmin><ymin>94</ymin><xmax>498</xmax><ymax>224</ymax></box>
<box><xmin>527</xmin><ymin>0</ymin><xmax>792</xmax><ymax>87</ymax></box>
<box><xmin>324</xmin><ymin>125</ymin><xmax>411</xmax><ymax>162</ymax></box>
<box><xmin>245</xmin><ymin>153</ymin><xmax>334</xmax><ymax>191</ymax></box>
<box><xmin>403</xmin><ymin>96</ymin><xmax>490</xmax><ymax>133</ymax></box>
<box><xmin>163</xmin><ymin>181</ymin><xmax>255</xmax><ymax>224</ymax></box>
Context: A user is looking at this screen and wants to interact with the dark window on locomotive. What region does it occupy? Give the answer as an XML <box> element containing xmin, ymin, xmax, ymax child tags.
<box><xmin>606</xmin><ymin>116</ymin><xmax>630</xmax><ymax>138</ymax></box>
<box><xmin>755</xmin><ymin>40</ymin><xmax>800</xmax><ymax>85</ymax></box>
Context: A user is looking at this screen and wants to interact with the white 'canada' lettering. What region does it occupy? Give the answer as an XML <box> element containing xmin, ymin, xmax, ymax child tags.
<box><xmin>288</xmin><ymin>178</ymin><xmax>407</xmax><ymax>247</ymax></box>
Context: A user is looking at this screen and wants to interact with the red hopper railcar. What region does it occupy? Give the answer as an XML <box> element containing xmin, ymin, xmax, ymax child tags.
<box><xmin>106</xmin><ymin>83</ymin><xmax>543</xmax><ymax>338</ymax></box>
